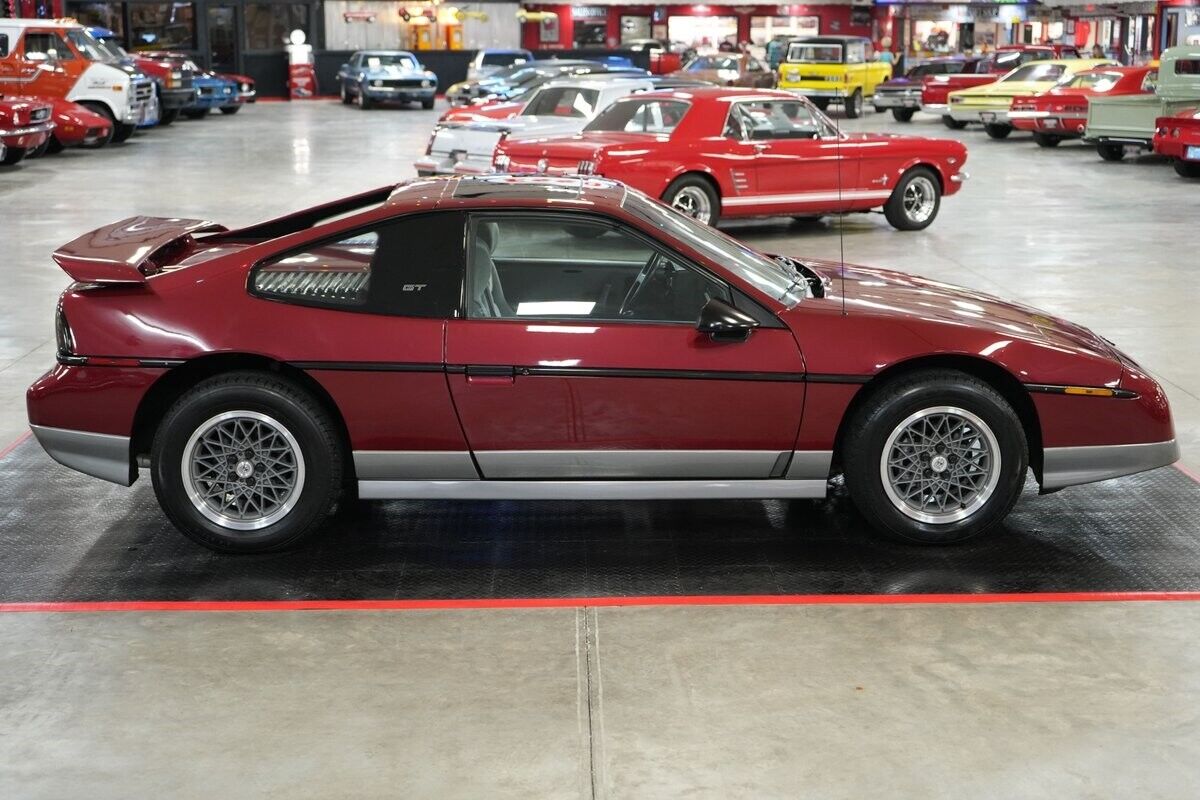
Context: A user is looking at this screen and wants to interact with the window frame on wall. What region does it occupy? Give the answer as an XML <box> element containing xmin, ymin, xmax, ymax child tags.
<box><xmin>127</xmin><ymin>1</ymin><xmax>198</xmax><ymax>51</ymax></box>
<box><xmin>243</xmin><ymin>0</ymin><xmax>311</xmax><ymax>53</ymax></box>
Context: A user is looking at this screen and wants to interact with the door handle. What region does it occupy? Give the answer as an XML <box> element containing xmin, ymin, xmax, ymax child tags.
<box><xmin>465</xmin><ymin>365</ymin><xmax>515</xmax><ymax>385</ymax></box>
<box><xmin>752</xmin><ymin>142</ymin><xmax>768</xmax><ymax>152</ymax></box>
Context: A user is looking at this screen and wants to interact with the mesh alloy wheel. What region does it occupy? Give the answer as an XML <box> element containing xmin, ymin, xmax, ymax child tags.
<box><xmin>182</xmin><ymin>410</ymin><xmax>306</xmax><ymax>531</ymax></box>
<box><xmin>670</xmin><ymin>185</ymin><xmax>713</xmax><ymax>224</ymax></box>
<box><xmin>879</xmin><ymin>406</ymin><xmax>1001</xmax><ymax>525</ymax></box>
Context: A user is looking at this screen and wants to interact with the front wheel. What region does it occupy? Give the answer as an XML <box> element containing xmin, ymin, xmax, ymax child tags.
<box><xmin>892</xmin><ymin>108</ymin><xmax>915</xmax><ymax>123</ymax></box>
<box><xmin>662</xmin><ymin>174</ymin><xmax>720</xmax><ymax>226</ymax></box>
<box><xmin>983</xmin><ymin>123</ymin><xmax>1012</xmax><ymax>140</ymax></box>
<box><xmin>0</xmin><ymin>146</ymin><xmax>27</xmax><ymax>166</ymax></box>
<box><xmin>151</xmin><ymin>372</ymin><xmax>344</xmax><ymax>553</ymax></box>
<box><xmin>884</xmin><ymin>167</ymin><xmax>941</xmax><ymax>231</ymax></box>
<box><xmin>1175</xmin><ymin>159</ymin><xmax>1200</xmax><ymax>178</ymax></box>
<box><xmin>219</xmin><ymin>105</ymin><xmax>241</xmax><ymax>115</ymax></box>
<box><xmin>27</xmin><ymin>138</ymin><xmax>50</xmax><ymax>158</ymax></box>
<box><xmin>422</xmin><ymin>97</ymin><xmax>435</xmax><ymax>110</ymax></box>
<box><xmin>842</xmin><ymin>370</ymin><xmax>1028</xmax><ymax>544</ymax></box>
<box><xmin>1032</xmin><ymin>132</ymin><xmax>1062</xmax><ymax>148</ymax></box>
<box><xmin>845</xmin><ymin>88</ymin><xmax>863</xmax><ymax>119</ymax></box>
<box><xmin>941</xmin><ymin>115</ymin><xmax>967</xmax><ymax>130</ymax></box>
<box><xmin>1097</xmin><ymin>143</ymin><xmax>1125</xmax><ymax>162</ymax></box>
<box><xmin>357</xmin><ymin>87</ymin><xmax>373</xmax><ymax>109</ymax></box>
<box><xmin>158</xmin><ymin>107</ymin><xmax>180</xmax><ymax>126</ymax></box>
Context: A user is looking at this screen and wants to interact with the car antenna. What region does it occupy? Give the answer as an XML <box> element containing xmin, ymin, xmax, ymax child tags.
<box><xmin>833</xmin><ymin>95</ymin><xmax>847</xmax><ymax>317</ymax></box>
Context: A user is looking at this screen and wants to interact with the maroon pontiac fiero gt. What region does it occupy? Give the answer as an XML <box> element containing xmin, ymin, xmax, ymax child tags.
<box><xmin>28</xmin><ymin>176</ymin><xmax>1177</xmax><ymax>552</ymax></box>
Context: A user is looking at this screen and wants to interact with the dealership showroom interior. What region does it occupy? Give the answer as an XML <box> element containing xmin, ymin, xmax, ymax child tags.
<box><xmin>3</xmin><ymin>0</ymin><xmax>1200</xmax><ymax>794</ymax></box>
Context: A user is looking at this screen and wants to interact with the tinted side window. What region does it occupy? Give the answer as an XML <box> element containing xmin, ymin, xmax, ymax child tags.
<box><xmin>252</xmin><ymin>212</ymin><xmax>465</xmax><ymax>318</ymax></box>
<box><xmin>0</xmin><ymin>33</ymin><xmax>8</xmax><ymax>58</ymax></box>
<box><xmin>466</xmin><ymin>215</ymin><xmax>730</xmax><ymax>324</ymax></box>
<box><xmin>24</xmin><ymin>32</ymin><xmax>73</xmax><ymax>59</ymax></box>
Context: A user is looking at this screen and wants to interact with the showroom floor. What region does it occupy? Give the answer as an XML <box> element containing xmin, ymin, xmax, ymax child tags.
<box><xmin>2</xmin><ymin>102</ymin><xmax>1199</xmax><ymax>798</ymax></box>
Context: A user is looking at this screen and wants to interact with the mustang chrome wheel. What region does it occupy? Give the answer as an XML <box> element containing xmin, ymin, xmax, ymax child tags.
<box><xmin>671</xmin><ymin>186</ymin><xmax>713</xmax><ymax>224</ymax></box>
<box><xmin>879</xmin><ymin>406</ymin><xmax>1001</xmax><ymax>525</ymax></box>
<box><xmin>902</xmin><ymin>175</ymin><xmax>937</xmax><ymax>224</ymax></box>
<box><xmin>182</xmin><ymin>410</ymin><xmax>306</xmax><ymax>531</ymax></box>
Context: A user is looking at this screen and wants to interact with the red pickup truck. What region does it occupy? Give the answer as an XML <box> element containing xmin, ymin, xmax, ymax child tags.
<box><xmin>921</xmin><ymin>44</ymin><xmax>1082</xmax><ymax>129</ymax></box>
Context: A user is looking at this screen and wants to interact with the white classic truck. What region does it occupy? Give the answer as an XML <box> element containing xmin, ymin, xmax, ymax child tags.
<box><xmin>414</xmin><ymin>76</ymin><xmax>656</xmax><ymax>177</ymax></box>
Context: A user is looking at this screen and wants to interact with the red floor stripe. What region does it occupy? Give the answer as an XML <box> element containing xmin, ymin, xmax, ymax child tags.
<box><xmin>1176</xmin><ymin>461</ymin><xmax>1200</xmax><ymax>485</ymax></box>
<box><xmin>4</xmin><ymin>591</ymin><xmax>1200</xmax><ymax>613</ymax></box>
<box><xmin>0</xmin><ymin>430</ymin><xmax>31</xmax><ymax>462</ymax></box>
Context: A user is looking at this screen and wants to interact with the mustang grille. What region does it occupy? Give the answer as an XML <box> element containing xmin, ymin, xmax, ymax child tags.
<box><xmin>253</xmin><ymin>270</ymin><xmax>370</xmax><ymax>305</ymax></box>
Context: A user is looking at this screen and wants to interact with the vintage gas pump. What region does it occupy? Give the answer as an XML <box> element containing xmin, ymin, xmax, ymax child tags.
<box><xmin>285</xmin><ymin>29</ymin><xmax>317</xmax><ymax>99</ymax></box>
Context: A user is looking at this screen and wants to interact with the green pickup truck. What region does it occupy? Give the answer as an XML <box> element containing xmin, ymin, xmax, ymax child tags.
<box><xmin>1085</xmin><ymin>46</ymin><xmax>1200</xmax><ymax>161</ymax></box>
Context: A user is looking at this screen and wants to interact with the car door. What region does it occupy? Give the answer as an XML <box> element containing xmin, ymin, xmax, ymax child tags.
<box><xmin>444</xmin><ymin>212</ymin><xmax>806</xmax><ymax>480</ymax></box>
<box><xmin>726</xmin><ymin>99</ymin><xmax>856</xmax><ymax>214</ymax></box>
<box><xmin>11</xmin><ymin>31</ymin><xmax>79</xmax><ymax>98</ymax></box>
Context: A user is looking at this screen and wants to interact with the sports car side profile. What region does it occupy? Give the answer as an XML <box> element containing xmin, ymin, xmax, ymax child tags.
<box><xmin>1008</xmin><ymin>65</ymin><xmax>1155</xmax><ymax>147</ymax></box>
<box><xmin>494</xmin><ymin>88</ymin><xmax>968</xmax><ymax>230</ymax></box>
<box><xmin>28</xmin><ymin>176</ymin><xmax>1177</xmax><ymax>553</ymax></box>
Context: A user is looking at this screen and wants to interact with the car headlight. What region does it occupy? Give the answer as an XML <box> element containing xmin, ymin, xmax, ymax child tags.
<box><xmin>241</xmin><ymin>82</ymin><xmax>251</xmax><ymax>92</ymax></box>
<box><xmin>372</xmin><ymin>80</ymin><xmax>382</xmax><ymax>87</ymax></box>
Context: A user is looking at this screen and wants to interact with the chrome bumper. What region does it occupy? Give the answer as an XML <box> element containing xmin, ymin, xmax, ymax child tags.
<box><xmin>0</xmin><ymin>121</ymin><xmax>55</xmax><ymax>137</ymax></box>
<box><xmin>950</xmin><ymin>172</ymin><xmax>970</xmax><ymax>184</ymax></box>
<box><xmin>30</xmin><ymin>425</ymin><xmax>135</xmax><ymax>486</ymax></box>
<box><xmin>947</xmin><ymin>106</ymin><xmax>1011</xmax><ymax>124</ymax></box>
<box><xmin>1006</xmin><ymin>110</ymin><xmax>1049</xmax><ymax>120</ymax></box>
<box><xmin>872</xmin><ymin>94</ymin><xmax>920</xmax><ymax>108</ymax></box>
<box><xmin>920</xmin><ymin>103</ymin><xmax>948</xmax><ymax>114</ymax></box>
<box><xmin>785</xmin><ymin>87</ymin><xmax>844</xmax><ymax>99</ymax></box>
<box><xmin>1042</xmin><ymin>439</ymin><xmax>1179</xmax><ymax>491</ymax></box>
<box><xmin>413</xmin><ymin>154</ymin><xmax>493</xmax><ymax>176</ymax></box>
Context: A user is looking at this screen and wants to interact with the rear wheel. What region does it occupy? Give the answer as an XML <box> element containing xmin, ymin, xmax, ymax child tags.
<box><xmin>983</xmin><ymin>123</ymin><xmax>1012</xmax><ymax>140</ymax></box>
<box><xmin>219</xmin><ymin>105</ymin><xmax>241</xmax><ymax>115</ymax></box>
<box><xmin>892</xmin><ymin>108</ymin><xmax>915</xmax><ymax>122</ymax></box>
<box><xmin>151</xmin><ymin>372</ymin><xmax>344</xmax><ymax>553</ymax></box>
<box><xmin>1097</xmin><ymin>143</ymin><xmax>1125</xmax><ymax>161</ymax></box>
<box><xmin>842</xmin><ymin>370</ymin><xmax>1027</xmax><ymax>544</ymax></box>
<box><xmin>1032</xmin><ymin>132</ymin><xmax>1062</xmax><ymax>148</ymax></box>
<box><xmin>884</xmin><ymin>167</ymin><xmax>941</xmax><ymax>231</ymax></box>
<box><xmin>941</xmin><ymin>115</ymin><xmax>967</xmax><ymax>130</ymax></box>
<box><xmin>662</xmin><ymin>174</ymin><xmax>720</xmax><ymax>226</ymax></box>
<box><xmin>845</xmin><ymin>88</ymin><xmax>864</xmax><ymax>119</ymax></box>
<box><xmin>1175</xmin><ymin>159</ymin><xmax>1200</xmax><ymax>178</ymax></box>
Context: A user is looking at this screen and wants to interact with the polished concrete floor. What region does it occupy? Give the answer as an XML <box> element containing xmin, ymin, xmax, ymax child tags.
<box><xmin>1</xmin><ymin>101</ymin><xmax>1199</xmax><ymax>798</ymax></box>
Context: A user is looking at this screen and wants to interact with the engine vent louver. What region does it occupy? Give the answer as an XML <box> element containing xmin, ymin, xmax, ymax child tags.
<box><xmin>253</xmin><ymin>270</ymin><xmax>370</xmax><ymax>305</ymax></box>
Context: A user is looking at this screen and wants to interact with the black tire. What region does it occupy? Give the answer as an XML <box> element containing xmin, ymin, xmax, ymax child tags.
<box><xmin>158</xmin><ymin>107</ymin><xmax>180</xmax><ymax>126</ymax></box>
<box><xmin>983</xmin><ymin>123</ymin><xmax>1012</xmax><ymax>140</ymax></box>
<box><xmin>883</xmin><ymin>166</ymin><xmax>941</xmax><ymax>231</ymax></box>
<box><xmin>112</xmin><ymin>122</ymin><xmax>136</xmax><ymax>142</ymax></box>
<box><xmin>219</xmin><ymin>105</ymin><xmax>241</xmax><ymax>115</ymax></box>
<box><xmin>661</xmin><ymin>174</ymin><xmax>720</xmax><ymax>227</ymax></box>
<box><xmin>842</xmin><ymin>370</ymin><xmax>1028</xmax><ymax>544</ymax></box>
<box><xmin>1032</xmin><ymin>132</ymin><xmax>1062</xmax><ymax>148</ymax></box>
<box><xmin>1175</xmin><ymin>159</ymin><xmax>1200</xmax><ymax>178</ymax></box>
<box><xmin>422</xmin><ymin>97</ymin><xmax>435</xmax><ymax>110</ymax></box>
<box><xmin>811</xmin><ymin>98</ymin><xmax>830</xmax><ymax>111</ymax></box>
<box><xmin>357</xmin><ymin>86</ymin><xmax>373</xmax><ymax>109</ymax></box>
<box><xmin>47</xmin><ymin>136</ymin><xmax>65</xmax><ymax>154</ymax></box>
<box><xmin>892</xmin><ymin>108</ymin><xmax>916</xmax><ymax>123</ymax></box>
<box><xmin>0</xmin><ymin>146</ymin><xmax>26</xmax><ymax>166</ymax></box>
<box><xmin>27</xmin><ymin>138</ymin><xmax>50</xmax><ymax>158</ymax></box>
<box><xmin>340</xmin><ymin>84</ymin><xmax>352</xmax><ymax>105</ymax></box>
<box><xmin>80</xmin><ymin>101</ymin><xmax>134</xmax><ymax>143</ymax></box>
<box><xmin>941</xmin><ymin>115</ymin><xmax>967</xmax><ymax>130</ymax></box>
<box><xmin>1097</xmin><ymin>143</ymin><xmax>1125</xmax><ymax>162</ymax></box>
<box><xmin>150</xmin><ymin>372</ymin><xmax>344</xmax><ymax>553</ymax></box>
<box><xmin>182</xmin><ymin>109</ymin><xmax>209</xmax><ymax>120</ymax></box>
<box><xmin>845</xmin><ymin>88</ymin><xmax>863</xmax><ymax>119</ymax></box>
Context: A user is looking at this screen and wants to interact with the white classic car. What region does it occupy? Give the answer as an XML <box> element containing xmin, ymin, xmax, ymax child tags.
<box><xmin>414</xmin><ymin>76</ymin><xmax>656</xmax><ymax>176</ymax></box>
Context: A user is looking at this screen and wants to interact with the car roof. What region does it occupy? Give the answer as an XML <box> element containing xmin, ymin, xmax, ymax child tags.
<box><xmin>786</xmin><ymin>35</ymin><xmax>870</xmax><ymax>44</ymax></box>
<box><xmin>385</xmin><ymin>175</ymin><xmax>627</xmax><ymax>210</ymax></box>
<box><xmin>481</xmin><ymin>48</ymin><xmax>532</xmax><ymax>54</ymax></box>
<box><xmin>356</xmin><ymin>50</ymin><xmax>416</xmax><ymax>57</ymax></box>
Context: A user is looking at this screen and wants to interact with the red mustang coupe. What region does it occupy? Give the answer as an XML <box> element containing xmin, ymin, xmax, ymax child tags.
<box><xmin>28</xmin><ymin>176</ymin><xmax>1177</xmax><ymax>553</ymax></box>
<box><xmin>1009</xmin><ymin>65</ymin><xmax>1156</xmax><ymax>147</ymax></box>
<box><xmin>493</xmin><ymin>88</ymin><xmax>968</xmax><ymax>231</ymax></box>
<box><xmin>1154</xmin><ymin>107</ymin><xmax>1200</xmax><ymax>178</ymax></box>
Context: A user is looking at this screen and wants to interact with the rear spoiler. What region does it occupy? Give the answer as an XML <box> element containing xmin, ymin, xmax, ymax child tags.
<box><xmin>52</xmin><ymin>216</ymin><xmax>227</xmax><ymax>284</ymax></box>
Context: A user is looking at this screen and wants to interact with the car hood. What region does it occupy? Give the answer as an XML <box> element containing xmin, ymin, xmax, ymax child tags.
<box><xmin>362</xmin><ymin>65</ymin><xmax>433</xmax><ymax>79</ymax></box>
<box><xmin>804</xmin><ymin>259</ymin><xmax>1121</xmax><ymax>370</ymax></box>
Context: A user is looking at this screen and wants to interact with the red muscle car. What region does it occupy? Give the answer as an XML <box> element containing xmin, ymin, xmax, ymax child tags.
<box><xmin>0</xmin><ymin>94</ymin><xmax>54</xmax><ymax>165</ymax></box>
<box><xmin>26</xmin><ymin>176</ymin><xmax>1178</xmax><ymax>553</ymax></box>
<box><xmin>921</xmin><ymin>45</ymin><xmax>1081</xmax><ymax>129</ymax></box>
<box><xmin>1009</xmin><ymin>65</ymin><xmax>1156</xmax><ymax>147</ymax></box>
<box><xmin>1154</xmin><ymin>107</ymin><xmax>1200</xmax><ymax>178</ymax></box>
<box><xmin>46</xmin><ymin>97</ymin><xmax>114</xmax><ymax>151</ymax></box>
<box><xmin>494</xmin><ymin>88</ymin><xmax>968</xmax><ymax>231</ymax></box>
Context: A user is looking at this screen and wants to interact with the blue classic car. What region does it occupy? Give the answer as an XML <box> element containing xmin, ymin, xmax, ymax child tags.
<box><xmin>337</xmin><ymin>50</ymin><xmax>438</xmax><ymax>109</ymax></box>
<box><xmin>183</xmin><ymin>68</ymin><xmax>240</xmax><ymax>118</ymax></box>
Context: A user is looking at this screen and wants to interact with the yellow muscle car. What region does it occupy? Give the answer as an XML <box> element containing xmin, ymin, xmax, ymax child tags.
<box><xmin>777</xmin><ymin>35</ymin><xmax>892</xmax><ymax>119</ymax></box>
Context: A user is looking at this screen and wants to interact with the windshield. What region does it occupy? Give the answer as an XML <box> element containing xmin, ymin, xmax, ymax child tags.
<box><xmin>909</xmin><ymin>61</ymin><xmax>965</xmax><ymax>78</ymax></box>
<box><xmin>622</xmin><ymin>189</ymin><xmax>805</xmax><ymax>306</ymax></box>
<box><xmin>686</xmin><ymin>55</ymin><xmax>741</xmax><ymax>71</ymax></box>
<box><xmin>482</xmin><ymin>52</ymin><xmax>528</xmax><ymax>67</ymax></box>
<box><xmin>786</xmin><ymin>43</ymin><xmax>842</xmax><ymax>63</ymax></box>
<box><xmin>1003</xmin><ymin>63</ymin><xmax>1067</xmax><ymax>82</ymax></box>
<box><xmin>90</xmin><ymin>35</ymin><xmax>127</xmax><ymax>60</ymax></box>
<box><xmin>1059</xmin><ymin>71</ymin><xmax>1121</xmax><ymax>91</ymax></box>
<box><xmin>522</xmin><ymin>86</ymin><xmax>601</xmax><ymax>118</ymax></box>
<box><xmin>65</xmin><ymin>28</ymin><xmax>111</xmax><ymax>61</ymax></box>
<box><xmin>364</xmin><ymin>54</ymin><xmax>417</xmax><ymax>69</ymax></box>
<box><xmin>584</xmin><ymin>99</ymin><xmax>689</xmax><ymax>134</ymax></box>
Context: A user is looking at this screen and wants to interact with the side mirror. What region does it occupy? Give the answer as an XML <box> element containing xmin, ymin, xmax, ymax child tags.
<box><xmin>696</xmin><ymin>297</ymin><xmax>759</xmax><ymax>343</ymax></box>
